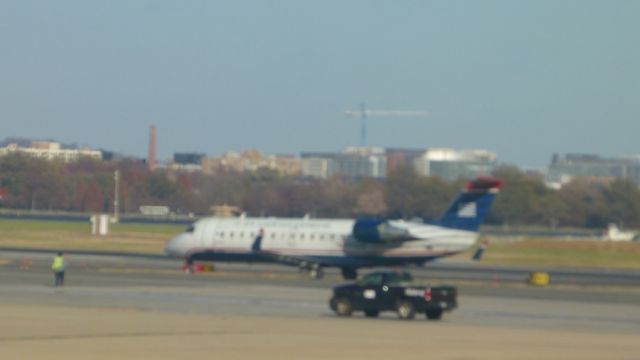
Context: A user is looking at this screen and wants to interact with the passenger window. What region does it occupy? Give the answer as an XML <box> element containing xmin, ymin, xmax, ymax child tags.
<box><xmin>300</xmin><ymin>234</ymin><xmax>305</xmax><ymax>240</ymax></box>
<box><xmin>386</xmin><ymin>272</ymin><xmax>413</xmax><ymax>285</ymax></box>
<box><xmin>310</xmin><ymin>234</ymin><xmax>315</xmax><ymax>240</ymax></box>
<box><xmin>229</xmin><ymin>232</ymin><xmax>234</xmax><ymax>238</ymax></box>
<box><xmin>271</xmin><ymin>233</ymin><xmax>276</xmax><ymax>239</ymax></box>
<box><xmin>185</xmin><ymin>225</ymin><xmax>195</xmax><ymax>233</ymax></box>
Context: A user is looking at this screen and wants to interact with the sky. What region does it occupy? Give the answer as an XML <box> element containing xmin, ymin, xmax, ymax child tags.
<box><xmin>1</xmin><ymin>0</ymin><xmax>639</xmax><ymax>168</ymax></box>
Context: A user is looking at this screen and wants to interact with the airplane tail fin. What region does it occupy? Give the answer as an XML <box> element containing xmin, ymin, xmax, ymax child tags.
<box><xmin>434</xmin><ymin>177</ymin><xmax>502</xmax><ymax>232</ymax></box>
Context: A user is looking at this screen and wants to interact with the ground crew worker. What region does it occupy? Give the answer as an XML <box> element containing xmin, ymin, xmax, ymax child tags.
<box><xmin>51</xmin><ymin>252</ymin><xmax>66</xmax><ymax>287</ymax></box>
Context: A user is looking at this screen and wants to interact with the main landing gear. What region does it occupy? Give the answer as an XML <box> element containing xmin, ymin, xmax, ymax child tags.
<box><xmin>299</xmin><ymin>263</ymin><xmax>324</xmax><ymax>279</ymax></box>
<box><xmin>183</xmin><ymin>260</ymin><xmax>194</xmax><ymax>274</ymax></box>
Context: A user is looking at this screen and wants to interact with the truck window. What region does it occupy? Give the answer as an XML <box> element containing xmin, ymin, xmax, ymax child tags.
<box><xmin>358</xmin><ymin>274</ymin><xmax>384</xmax><ymax>286</ymax></box>
<box><xmin>386</xmin><ymin>272</ymin><xmax>413</xmax><ymax>285</ymax></box>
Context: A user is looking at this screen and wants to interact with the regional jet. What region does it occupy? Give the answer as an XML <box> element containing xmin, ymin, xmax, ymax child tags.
<box><xmin>165</xmin><ymin>177</ymin><xmax>501</xmax><ymax>279</ymax></box>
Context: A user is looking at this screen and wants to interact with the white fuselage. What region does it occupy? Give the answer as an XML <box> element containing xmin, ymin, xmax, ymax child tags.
<box><xmin>166</xmin><ymin>216</ymin><xmax>478</xmax><ymax>267</ymax></box>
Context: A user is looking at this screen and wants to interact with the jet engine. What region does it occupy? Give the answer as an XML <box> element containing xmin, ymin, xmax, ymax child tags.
<box><xmin>352</xmin><ymin>218</ymin><xmax>412</xmax><ymax>243</ymax></box>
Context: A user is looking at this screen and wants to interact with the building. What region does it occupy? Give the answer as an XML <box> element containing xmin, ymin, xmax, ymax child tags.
<box><xmin>413</xmin><ymin>148</ymin><xmax>497</xmax><ymax>180</ymax></box>
<box><xmin>0</xmin><ymin>141</ymin><xmax>102</xmax><ymax>162</ymax></box>
<box><xmin>301</xmin><ymin>153</ymin><xmax>335</xmax><ymax>179</ymax></box>
<box><xmin>385</xmin><ymin>148</ymin><xmax>425</xmax><ymax>174</ymax></box>
<box><xmin>202</xmin><ymin>150</ymin><xmax>302</xmax><ymax>175</ymax></box>
<box><xmin>339</xmin><ymin>147</ymin><xmax>386</xmax><ymax>178</ymax></box>
<box><xmin>301</xmin><ymin>147</ymin><xmax>387</xmax><ymax>179</ymax></box>
<box><xmin>546</xmin><ymin>153</ymin><xmax>640</xmax><ymax>188</ymax></box>
<box><xmin>169</xmin><ymin>152</ymin><xmax>205</xmax><ymax>172</ymax></box>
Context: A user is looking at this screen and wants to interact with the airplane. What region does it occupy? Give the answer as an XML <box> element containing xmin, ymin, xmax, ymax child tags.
<box><xmin>165</xmin><ymin>177</ymin><xmax>502</xmax><ymax>279</ymax></box>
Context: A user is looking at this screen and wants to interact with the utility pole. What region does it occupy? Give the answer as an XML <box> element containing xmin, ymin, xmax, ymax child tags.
<box><xmin>344</xmin><ymin>104</ymin><xmax>429</xmax><ymax>146</ymax></box>
<box><xmin>113</xmin><ymin>169</ymin><xmax>120</xmax><ymax>223</ymax></box>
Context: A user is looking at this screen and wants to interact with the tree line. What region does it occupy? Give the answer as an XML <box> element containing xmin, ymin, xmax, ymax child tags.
<box><xmin>1</xmin><ymin>153</ymin><xmax>639</xmax><ymax>229</ymax></box>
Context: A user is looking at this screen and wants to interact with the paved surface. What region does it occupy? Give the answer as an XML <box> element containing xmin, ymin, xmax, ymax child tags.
<box><xmin>1</xmin><ymin>251</ymin><xmax>640</xmax><ymax>359</ymax></box>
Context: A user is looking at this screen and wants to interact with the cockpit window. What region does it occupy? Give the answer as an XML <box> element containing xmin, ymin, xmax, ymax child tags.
<box><xmin>185</xmin><ymin>225</ymin><xmax>195</xmax><ymax>233</ymax></box>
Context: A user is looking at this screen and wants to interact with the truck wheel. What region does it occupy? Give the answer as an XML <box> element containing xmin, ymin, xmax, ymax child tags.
<box><xmin>364</xmin><ymin>310</ymin><xmax>379</xmax><ymax>318</ymax></box>
<box><xmin>426</xmin><ymin>309</ymin><xmax>443</xmax><ymax>320</ymax></box>
<box><xmin>334</xmin><ymin>298</ymin><xmax>352</xmax><ymax>317</ymax></box>
<box><xmin>396</xmin><ymin>301</ymin><xmax>415</xmax><ymax>320</ymax></box>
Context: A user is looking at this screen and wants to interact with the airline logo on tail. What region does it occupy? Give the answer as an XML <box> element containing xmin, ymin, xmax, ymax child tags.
<box><xmin>457</xmin><ymin>203</ymin><xmax>477</xmax><ymax>218</ymax></box>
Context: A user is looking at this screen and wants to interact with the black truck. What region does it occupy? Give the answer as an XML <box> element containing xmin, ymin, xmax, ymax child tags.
<box><xmin>329</xmin><ymin>271</ymin><xmax>457</xmax><ymax>320</ymax></box>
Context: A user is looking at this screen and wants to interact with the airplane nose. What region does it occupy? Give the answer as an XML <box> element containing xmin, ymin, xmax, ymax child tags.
<box><xmin>165</xmin><ymin>234</ymin><xmax>189</xmax><ymax>257</ymax></box>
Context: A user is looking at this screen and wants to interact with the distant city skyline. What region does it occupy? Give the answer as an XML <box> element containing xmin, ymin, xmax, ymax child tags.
<box><xmin>1</xmin><ymin>1</ymin><xmax>639</xmax><ymax>168</ymax></box>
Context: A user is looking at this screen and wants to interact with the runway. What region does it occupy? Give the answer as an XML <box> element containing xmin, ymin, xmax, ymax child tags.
<box><xmin>1</xmin><ymin>250</ymin><xmax>640</xmax><ymax>359</ymax></box>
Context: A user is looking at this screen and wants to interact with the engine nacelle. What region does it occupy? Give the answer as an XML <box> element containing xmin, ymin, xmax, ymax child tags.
<box><xmin>353</xmin><ymin>218</ymin><xmax>412</xmax><ymax>243</ymax></box>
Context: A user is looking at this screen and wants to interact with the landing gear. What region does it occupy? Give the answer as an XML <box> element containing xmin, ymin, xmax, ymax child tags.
<box><xmin>341</xmin><ymin>268</ymin><xmax>358</xmax><ymax>280</ymax></box>
<box><xmin>299</xmin><ymin>263</ymin><xmax>324</xmax><ymax>279</ymax></box>
<box><xmin>183</xmin><ymin>260</ymin><xmax>194</xmax><ymax>274</ymax></box>
<box><xmin>308</xmin><ymin>265</ymin><xmax>324</xmax><ymax>279</ymax></box>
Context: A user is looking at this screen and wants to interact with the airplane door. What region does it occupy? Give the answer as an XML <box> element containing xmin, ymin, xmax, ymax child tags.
<box><xmin>202</xmin><ymin>224</ymin><xmax>217</xmax><ymax>248</ymax></box>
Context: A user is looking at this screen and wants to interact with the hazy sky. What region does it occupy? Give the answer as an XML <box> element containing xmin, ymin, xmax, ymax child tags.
<box><xmin>1</xmin><ymin>1</ymin><xmax>638</xmax><ymax>168</ymax></box>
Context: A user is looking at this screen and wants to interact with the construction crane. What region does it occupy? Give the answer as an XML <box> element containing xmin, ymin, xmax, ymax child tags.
<box><xmin>344</xmin><ymin>104</ymin><xmax>429</xmax><ymax>146</ymax></box>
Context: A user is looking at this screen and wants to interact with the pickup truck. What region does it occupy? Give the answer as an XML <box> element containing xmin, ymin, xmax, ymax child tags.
<box><xmin>329</xmin><ymin>271</ymin><xmax>457</xmax><ymax>320</ymax></box>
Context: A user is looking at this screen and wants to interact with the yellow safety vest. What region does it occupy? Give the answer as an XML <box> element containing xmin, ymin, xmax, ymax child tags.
<box><xmin>51</xmin><ymin>256</ymin><xmax>65</xmax><ymax>272</ymax></box>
